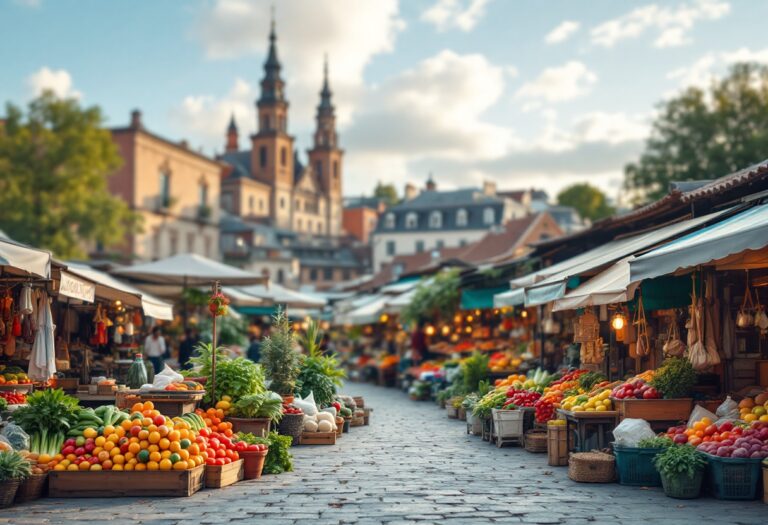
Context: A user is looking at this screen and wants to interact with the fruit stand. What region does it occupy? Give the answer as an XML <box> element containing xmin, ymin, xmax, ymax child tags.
<box><xmin>556</xmin><ymin>409</ymin><xmax>619</xmax><ymax>452</ymax></box>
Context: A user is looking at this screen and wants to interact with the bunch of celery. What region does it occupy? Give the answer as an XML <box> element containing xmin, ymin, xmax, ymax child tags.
<box><xmin>11</xmin><ymin>389</ymin><xmax>80</xmax><ymax>456</ymax></box>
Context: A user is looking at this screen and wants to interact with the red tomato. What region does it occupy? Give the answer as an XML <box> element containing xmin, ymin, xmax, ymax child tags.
<box><xmin>216</xmin><ymin>449</ymin><xmax>226</xmax><ymax>458</ymax></box>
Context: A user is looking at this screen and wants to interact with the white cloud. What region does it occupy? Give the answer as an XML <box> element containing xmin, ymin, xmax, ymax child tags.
<box><xmin>421</xmin><ymin>0</ymin><xmax>491</xmax><ymax>32</ymax></box>
<box><xmin>591</xmin><ymin>0</ymin><xmax>730</xmax><ymax>49</ymax></box>
<box><xmin>545</xmin><ymin>20</ymin><xmax>580</xmax><ymax>44</ymax></box>
<box><xmin>667</xmin><ymin>46</ymin><xmax>768</xmax><ymax>92</ymax></box>
<box><xmin>26</xmin><ymin>67</ymin><xmax>81</xmax><ymax>99</ymax></box>
<box><xmin>170</xmin><ymin>78</ymin><xmax>256</xmax><ymax>153</ymax></box>
<box><xmin>515</xmin><ymin>61</ymin><xmax>597</xmax><ymax>103</ymax></box>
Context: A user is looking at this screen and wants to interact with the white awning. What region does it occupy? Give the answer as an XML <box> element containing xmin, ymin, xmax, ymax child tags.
<box><xmin>65</xmin><ymin>264</ymin><xmax>174</xmax><ymax>320</ymax></box>
<box><xmin>553</xmin><ymin>257</ymin><xmax>640</xmax><ymax>311</ymax></box>
<box><xmin>631</xmin><ymin>205</ymin><xmax>768</xmax><ymax>282</ymax></box>
<box><xmin>235</xmin><ymin>282</ymin><xmax>326</xmax><ymax>308</ymax></box>
<box><xmin>221</xmin><ymin>287</ymin><xmax>263</xmax><ymax>307</ymax></box>
<box><xmin>493</xmin><ymin>288</ymin><xmax>525</xmax><ymax>307</ymax></box>
<box><xmin>0</xmin><ymin>239</ymin><xmax>51</xmax><ymax>278</ymax></box>
<box><xmin>113</xmin><ymin>253</ymin><xmax>264</xmax><ymax>286</ymax></box>
<box><xmin>520</xmin><ymin>209</ymin><xmax>729</xmax><ymax>307</ymax></box>
<box><xmin>58</xmin><ymin>271</ymin><xmax>96</xmax><ymax>303</ymax></box>
<box><xmin>342</xmin><ymin>294</ymin><xmax>389</xmax><ymax>325</ymax></box>
<box><xmin>380</xmin><ymin>279</ymin><xmax>421</xmax><ymax>294</ymax></box>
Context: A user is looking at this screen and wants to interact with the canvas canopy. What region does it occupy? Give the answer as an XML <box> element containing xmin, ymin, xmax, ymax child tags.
<box><xmin>552</xmin><ymin>257</ymin><xmax>641</xmax><ymax>311</ymax></box>
<box><xmin>0</xmin><ymin>238</ymin><xmax>51</xmax><ymax>279</ymax></box>
<box><xmin>113</xmin><ymin>253</ymin><xmax>264</xmax><ymax>286</ymax></box>
<box><xmin>235</xmin><ymin>282</ymin><xmax>326</xmax><ymax>309</ymax></box>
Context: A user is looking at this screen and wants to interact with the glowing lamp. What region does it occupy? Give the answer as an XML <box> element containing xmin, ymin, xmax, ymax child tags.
<box><xmin>425</xmin><ymin>325</ymin><xmax>436</xmax><ymax>336</ymax></box>
<box><xmin>611</xmin><ymin>313</ymin><xmax>626</xmax><ymax>331</ymax></box>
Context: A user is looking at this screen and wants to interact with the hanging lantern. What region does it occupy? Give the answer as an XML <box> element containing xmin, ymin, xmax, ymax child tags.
<box><xmin>521</xmin><ymin>310</ymin><xmax>528</xmax><ymax>318</ymax></box>
<box><xmin>611</xmin><ymin>312</ymin><xmax>627</xmax><ymax>331</ymax></box>
<box><xmin>441</xmin><ymin>325</ymin><xmax>450</xmax><ymax>336</ymax></box>
<box><xmin>425</xmin><ymin>325</ymin><xmax>436</xmax><ymax>336</ymax></box>
<box><xmin>379</xmin><ymin>313</ymin><xmax>389</xmax><ymax>323</ymax></box>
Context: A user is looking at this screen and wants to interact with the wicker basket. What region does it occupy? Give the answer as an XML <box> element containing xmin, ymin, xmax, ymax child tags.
<box><xmin>524</xmin><ymin>430</ymin><xmax>548</xmax><ymax>453</ymax></box>
<box><xmin>0</xmin><ymin>479</ymin><xmax>21</xmax><ymax>508</ymax></box>
<box><xmin>568</xmin><ymin>452</ymin><xmax>615</xmax><ymax>483</ymax></box>
<box><xmin>353</xmin><ymin>396</ymin><xmax>364</xmax><ymax>408</ymax></box>
<box><xmin>277</xmin><ymin>413</ymin><xmax>304</xmax><ymax>446</ymax></box>
<box><xmin>15</xmin><ymin>473</ymin><xmax>48</xmax><ymax>503</ymax></box>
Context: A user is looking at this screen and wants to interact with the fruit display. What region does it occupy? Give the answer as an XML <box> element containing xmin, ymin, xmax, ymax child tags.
<box><xmin>534</xmin><ymin>397</ymin><xmax>556</xmax><ymax>423</ymax></box>
<box><xmin>737</xmin><ymin>393</ymin><xmax>768</xmax><ymax>423</ymax></box>
<box><xmin>674</xmin><ymin>420</ymin><xmax>768</xmax><ymax>458</ymax></box>
<box><xmin>164</xmin><ymin>380</ymin><xmax>205</xmax><ymax>392</ymax></box>
<box><xmin>494</xmin><ymin>374</ymin><xmax>527</xmax><ymax>388</ymax></box>
<box><xmin>50</xmin><ymin>401</ymin><xmax>205</xmax><ymax>472</ymax></box>
<box><xmin>561</xmin><ymin>389</ymin><xmax>613</xmax><ymax>412</ymax></box>
<box><xmin>488</xmin><ymin>352</ymin><xmax>522</xmax><ymax>372</ymax></box>
<box><xmin>215</xmin><ymin>395</ymin><xmax>233</xmax><ymax>417</ymax></box>
<box><xmin>0</xmin><ymin>366</ymin><xmax>32</xmax><ymax>384</ymax></box>
<box><xmin>194</xmin><ymin>407</ymin><xmax>234</xmax><ymax>436</ymax></box>
<box><xmin>508</xmin><ymin>368</ymin><xmax>555</xmax><ymax>393</ymax></box>
<box><xmin>611</xmin><ymin>378</ymin><xmax>661</xmax><ymax>400</ymax></box>
<box><xmin>0</xmin><ymin>391</ymin><xmax>26</xmax><ymax>405</ymax></box>
<box><xmin>282</xmin><ymin>404</ymin><xmax>303</xmax><ymax>416</ymax></box>
<box><xmin>303</xmin><ymin>411</ymin><xmax>338</xmax><ymax>433</ymax></box>
<box><xmin>197</xmin><ymin>428</ymin><xmax>241</xmax><ymax>466</ymax></box>
<box><xmin>503</xmin><ymin>389</ymin><xmax>541</xmax><ymax>409</ymax></box>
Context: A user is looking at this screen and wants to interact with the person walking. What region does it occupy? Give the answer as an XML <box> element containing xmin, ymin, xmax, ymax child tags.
<box><xmin>144</xmin><ymin>326</ymin><xmax>166</xmax><ymax>375</ymax></box>
<box><xmin>246</xmin><ymin>331</ymin><xmax>264</xmax><ymax>363</ymax></box>
<box><xmin>178</xmin><ymin>328</ymin><xmax>199</xmax><ymax>370</ymax></box>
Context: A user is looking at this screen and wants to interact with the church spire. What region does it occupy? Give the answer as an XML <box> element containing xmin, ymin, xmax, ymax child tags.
<box><xmin>225</xmin><ymin>113</ymin><xmax>238</xmax><ymax>153</ymax></box>
<box><xmin>317</xmin><ymin>54</ymin><xmax>334</xmax><ymax>116</ymax></box>
<box><xmin>258</xmin><ymin>8</ymin><xmax>285</xmax><ymax>105</ymax></box>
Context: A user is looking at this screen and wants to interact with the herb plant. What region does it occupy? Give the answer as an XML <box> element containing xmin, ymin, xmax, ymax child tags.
<box><xmin>237</xmin><ymin>431</ymin><xmax>294</xmax><ymax>474</ymax></box>
<box><xmin>0</xmin><ymin>451</ymin><xmax>31</xmax><ymax>481</ymax></box>
<box><xmin>653</xmin><ymin>444</ymin><xmax>707</xmax><ymax>478</ymax></box>
<box><xmin>650</xmin><ymin>357</ymin><xmax>698</xmax><ymax>399</ymax></box>
<box><xmin>461</xmin><ymin>352</ymin><xmax>490</xmax><ymax>394</ymax></box>
<box><xmin>638</xmin><ymin>436</ymin><xmax>674</xmax><ymax>449</ymax></box>
<box><xmin>213</xmin><ymin>358</ymin><xmax>265</xmax><ymax>404</ymax></box>
<box><xmin>233</xmin><ymin>392</ymin><xmax>284</xmax><ymax>422</ymax></box>
<box><xmin>260</xmin><ymin>309</ymin><xmax>301</xmax><ymax>395</ymax></box>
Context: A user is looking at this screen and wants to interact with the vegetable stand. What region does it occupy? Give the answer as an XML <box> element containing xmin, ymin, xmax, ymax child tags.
<box><xmin>557</xmin><ymin>409</ymin><xmax>618</xmax><ymax>452</ymax></box>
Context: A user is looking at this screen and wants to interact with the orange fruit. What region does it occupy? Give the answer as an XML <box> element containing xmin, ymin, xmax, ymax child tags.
<box><xmin>178</xmin><ymin>449</ymin><xmax>190</xmax><ymax>461</ymax></box>
<box><xmin>98</xmin><ymin>451</ymin><xmax>110</xmax><ymax>462</ymax></box>
<box><xmin>121</xmin><ymin>420</ymin><xmax>133</xmax><ymax>431</ymax></box>
<box><xmin>159</xmin><ymin>438</ymin><xmax>170</xmax><ymax>450</ymax></box>
<box><xmin>128</xmin><ymin>443</ymin><xmax>141</xmax><ymax>455</ymax></box>
<box><xmin>110</xmin><ymin>447</ymin><xmax>120</xmax><ymax>457</ymax></box>
<box><xmin>103</xmin><ymin>425</ymin><xmax>116</xmax><ymax>436</ymax></box>
<box><xmin>142</xmin><ymin>401</ymin><xmax>154</xmax><ymax>411</ymax></box>
<box><xmin>169</xmin><ymin>441</ymin><xmax>182</xmax><ymax>453</ymax></box>
<box><xmin>149</xmin><ymin>451</ymin><xmax>161</xmax><ymax>463</ymax></box>
<box><xmin>148</xmin><ymin>431</ymin><xmax>161</xmax><ymax>444</ymax></box>
<box><xmin>172</xmin><ymin>460</ymin><xmax>188</xmax><ymax>470</ymax></box>
<box><xmin>148</xmin><ymin>424</ymin><xmax>158</xmax><ymax>433</ymax></box>
<box><xmin>159</xmin><ymin>458</ymin><xmax>172</xmax><ymax>471</ymax></box>
<box><xmin>112</xmin><ymin>464</ymin><xmax>124</xmax><ymax>471</ymax></box>
<box><xmin>131</xmin><ymin>403</ymin><xmax>144</xmax><ymax>413</ymax></box>
<box><xmin>161</xmin><ymin>450</ymin><xmax>172</xmax><ymax>459</ymax></box>
<box><xmin>79</xmin><ymin>461</ymin><xmax>90</xmax><ymax>471</ymax></box>
<box><xmin>134</xmin><ymin>463</ymin><xmax>147</xmax><ymax>471</ymax></box>
<box><xmin>115</xmin><ymin>427</ymin><xmax>126</xmax><ymax>438</ymax></box>
<box><xmin>124</xmin><ymin>463</ymin><xmax>135</xmax><ymax>471</ymax></box>
<box><xmin>147</xmin><ymin>461</ymin><xmax>159</xmax><ymax>471</ymax></box>
<box><xmin>103</xmin><ymin>441</ymin><xmax>115</xmax><ymax>452</ymax></box>
<box><xmin>148</xmin><ymin>444</ymin><xmax>160</xmax><ymax>453</ymax></box>
<box><xmin>138</xmin><ymin>430</ymin><xmax>149</xmax><ymax>440</ymax></box>
<box><xmin>95</xmin><ymin>436</ymin><xmax>106</xmax><ymax>447</ymax></box>
<box><xmin>168</xmin><ymin>431</ymin><xmax>180</xmax><ymax>442</ymax></box>
<box><xmin>139</xmin><ymin>440</ymin><xmax>149</xmax><ymax>449</ymax></box>
<box><xmin>113</xmin><ymin>454</ymin><xmax>125</xmax><ymax>465</ymax></box>
<box><xmin>107</xmin><ymin>434</ymin><xmax>119</xmax><ymax>444</ymax></box>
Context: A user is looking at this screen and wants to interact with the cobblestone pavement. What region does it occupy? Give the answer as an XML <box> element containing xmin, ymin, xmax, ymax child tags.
<box><xmin>1</xmin><ymin>383</ymin><xmax>765</xmax><ymax>524</ymax></box>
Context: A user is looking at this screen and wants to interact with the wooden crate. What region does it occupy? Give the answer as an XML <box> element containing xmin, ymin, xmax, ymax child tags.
<box><xmin>48</xmin><ymin>465</ymin><xmax>205</xmax><ymax>497</ymax></box>
<box><xmin>299</xmin><ymin>432</ymin><xmax>337</xmax><ymax>445</ymax></box>
<box><xmin>612</xmin><ymin>398</ymin><xmax>693</xmax><ymax>422</ymax></box>
<box><xmin>205</xmin><ymin>459</ymin><xmax>243</xmax><ymax>488</ymax></box>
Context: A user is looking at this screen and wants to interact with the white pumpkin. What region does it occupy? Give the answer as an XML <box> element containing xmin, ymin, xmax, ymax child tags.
<box><xmin>304</xmin><ymin>420</ymin><xmax>319</xmax><ymax>432</ymax></box>
<box><xmin>317</xmin><ymin>420</ymin><xmax>333</xmax><ymax>433</ymax></box>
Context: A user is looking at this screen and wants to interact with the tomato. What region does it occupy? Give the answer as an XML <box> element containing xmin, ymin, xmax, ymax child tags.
<box><xmin>205</xmin><ymin>458</ymin><xmax>217</xmax><ymax>466</ymax></box>
<box><xmin>247</xmin><ymin>444</ymin><xmax>261</xmax><ymax>451</ymax></box>
<box><xmin>225</xmin><ymin>449</ymin><xmax>236</xmax><ymax>460</ymax></box>
<box><xmin>216</xmin><ymin>449</ymin><xmax>226</xmax><ymax>458</ymax></box>
<box><xmin>688</xmin><ymin>436</ymin><xmax>702</xmax><ymax>447</ymax></box>
<box><xmin>704</xmin><ymin>424</ymin><xmax>717</xmax><ymax>436</ymax></box>
<box><xmin>235</xmin><ymin>442</ymin><xmax>246</xmax><ymax>451</ymax></box>
<box><xmin>216</xmin><ymin>458</ymin><xmax>226</xmax><ymax>466</ymax></box>
<box><xmin>198</xmin><ymin>428</ymin><xmax>210</xmax><ymax>438</ymax></box>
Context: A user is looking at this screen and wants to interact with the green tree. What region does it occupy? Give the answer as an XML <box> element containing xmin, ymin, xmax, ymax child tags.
<box><xmin>0</xmin><ymin>91</ymin><xmax>138</xmax><ymax>258</ymax></box>
<box><xmin>373</xmin><ymin>181</ymin><xmax>399</xmax><ymax>206</ymax></box>
<box><xmin>625</xmin><ymin>62</ymin><xmax>768</xmax><ymax>204</ymax></box>
<box><xmin>556</xmin><ymin>183</ymin><xmax>614</xmax><ymax>221</ymax></box>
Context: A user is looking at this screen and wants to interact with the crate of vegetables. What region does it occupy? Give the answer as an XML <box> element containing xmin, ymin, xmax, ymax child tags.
<box><xmin>205</xmin><ymin>459</ymin><xmax>243</xmax><ymax>488</ymax></box>
<box><xmin>49</xmin><ymin>465</ymin><xmax>205</xmax><ymax>497</ymax></box>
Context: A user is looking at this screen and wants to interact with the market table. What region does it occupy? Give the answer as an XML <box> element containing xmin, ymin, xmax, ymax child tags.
<box><xmin>74</xmin><ymin>393</ymin><xmax>117</xmax><ymax>408</ymax></box>
<box><xmin>557</xmin><ymin>409</ymin><xmax>619</xmax><ymax>452</ymax></box>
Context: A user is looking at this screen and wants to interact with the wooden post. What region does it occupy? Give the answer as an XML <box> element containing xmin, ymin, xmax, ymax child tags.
<box><xmin>210</xmin><ymin>280</ymin><xmax>220</xmax><ymax>406</ymax></box>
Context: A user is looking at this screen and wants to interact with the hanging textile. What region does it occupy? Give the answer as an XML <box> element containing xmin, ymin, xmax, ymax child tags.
<box><xmin>703</xmin><ymin>274</ymin><xmax>721</xmax><ymax>367</ymax></box>
<box><xmin>28</xmin><ymin>291</ymin><xmax>56</xmax><ymax>381</ymax></box>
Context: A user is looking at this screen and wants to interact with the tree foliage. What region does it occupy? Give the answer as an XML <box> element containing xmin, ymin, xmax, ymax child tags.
<box><xmin>260</xmin><ymin>309</ymin><xmax>301</xmax><ymax>395</ymax></box>
<box><xmin>0</xmin><ymin>91</ymin><xmax>139</xmax><ymax>258</ymax></box>
<box><xmin>373</xmin><ymin>181</ymin><xmax>399</xmax><ymax>206</ymax></box>
<box><xmin>556</xmin><ymin>183</ymin><xmax>614</xmax><ymax>221</ymax></box>
<box><xmin>402</xmin><ymin>269</ymin><xmax>461</xmax><ymax>325</ymax></box>
<box><xmin>625</xmin><ymin>63</ymin><xmax>768</xmax><ymax>204</ymax></box>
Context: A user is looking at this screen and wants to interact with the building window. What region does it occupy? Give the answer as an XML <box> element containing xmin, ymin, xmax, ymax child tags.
<box><xmin>323</xmin><ymin>268</ymin><xmax>333</xmax><ymax>281</ymax></box>
<box><xmin>459</xmin><ymin>239</ymin><xmax>468</xmax><ymax>247</ymax></box>
<box><xmin>295</xmin><ymin>199</ymin><xmax>301</xmax><ymax>211</ymax></box>
<box><xmin>429</xmin><ymin>211</ymin><xmax>442</xmax><ymax>229</ymax></box>
<box><xmin>307</xmin><ymin>220</ymin><xmax>312</xmax><ymax>231</ymax></box>
<box><xmin>281</xmin><ymin>147</ymin><xmax>287</xmax><ymax>167</ymax></box>
<box><xmin>456</xmin><ymin>208</ymin><xmax>468</xmax><ymax>227</ymax></box>
<box><xmin>259</xmin><ymin>199</ymin><xmax>264</xmax><ymax>211</ymax></box>
<box><xmin>169</xmin><ymin>230</ymin><xmax>178</xmax><ymax>255</ymax></box>
<box><xmin>280</xmin><ymin>197</ymin><xmax>285</xmax><ymax>209</ymax></box>
<box><xmin>159</xmin><ymin>170</ymin><xmax>171</xmax><ymax>208</ymax></box>
<box><xmin>259</xmin><ymin>146</ymin><xmax>268</xmax><ymax>168</ymax></box>
<box><xmin>415</xmin><ymin>240</ymin><xmax>425</xmax><ymax>253</ymax></box>
<box><xmin>187</xmin><ymin>233</ymin><xmax>195</xmax><ymax>253</ymax></box>
<box><xmin>483</xmin><ymin>207</ymin><xmax>495</xmax><ymax>225</ymax></box>
<box><xmin>277</xmin><ymin>269</ymin><xmax>285</xmax><ymax>284</ymax></box>
<box><xmin>436</xmin><ymin>240</ymin><xmax>445</xmax><ymax>249</ymax></box>
<box><xmin>248</xmin><ymin>195</ymin><xmax>255</xmax><ymax>213</ymax></box>
<box><xmin>405</xmin><ymin>212</ymin><xmax>418</xmax><ymax>229</ymax></box>
<box><xmin>384</xmin><ymin>213</ymin><xmax>395</xmax><ymax>229</ymax></box>
<box><xmin>152</xmin><ymin>230</ymin><xmax>161</xmax><ymax>259</ymax></box>
<box><xmin>343</xmin><ymin>269</ymin><xmax>351</xmax><ymax>280</ymax></box>
<box><xmin>333</xmin><ymin>161</ymin><xmax>338</xmax><ymax>179</ymax></box>
<box><xmin>204</xmin><ymin>236</ymin><xmax>211</xmax><ymax>257</ymax></box>
<box><xmin>315</xmin><ymin>160</ymin><xmax>322</xmax><ymax>178</ymax></box>
<box><xmin>198</xmin><ymin>181</ymin><xmax>208</xmax><ymax>206</ymax></box>
<box><xmin>310</xmin><ymin>269</ymin><xmax>318</xmax><ymax>281</ymax></box>
<box><xmin>386</xmin><ymin>241</ymin><xmax>396</xmax><ymax>256</ymax></box>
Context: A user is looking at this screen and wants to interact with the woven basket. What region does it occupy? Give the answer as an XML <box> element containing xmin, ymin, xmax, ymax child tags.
<box><xmin>277</xmin><ymin>413</ymin><xmax>304</xmax><ymax>446</ymax></box>
<box><xmin>15</xmin><ymin>473</ymin><xmax>47</xmax><ymax>503</ymax></box>
<box><xmin>524</xmin><ymin>430</ymin><xmax>548</xmax><ymax>453</ymax></box>
<box><xmin>353</xmin><ymin>396</ymin><xmax>364</xmax><ymax>408</ymax></box>
<box><xmin>568</xmin><ymin>452</ymin><xmax>615</xmax><ymax>483</ymax></box>
<box><xmin>0</xmin><ymin>480</ymin><xmax>21</xmax><ymax>508</ymax></box>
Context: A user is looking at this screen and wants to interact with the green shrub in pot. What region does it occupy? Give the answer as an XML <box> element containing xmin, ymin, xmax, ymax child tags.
<box><xmin>653</xmin><ymin>444</ymin><xmax>707</xmax><ymax>499</ymax></box>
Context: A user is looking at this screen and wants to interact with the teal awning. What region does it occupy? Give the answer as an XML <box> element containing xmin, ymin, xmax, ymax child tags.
<box><xmin>460</xmin><ymin>286</ymin><xmax>509</xmax><ymax>310</ymax></box>
<box><xmin>238</xmin><ymin>306</ymin><xmax>279</xmax><ymax>317</ymax></box>
<box><xmin>494</xmin><ymin>288</ymin><xmax>525</xmax><ymax>307</ymax></box>
<box><xmin>628</xmin><ymin>274</ymin><xmax>696</xmax><ymax>311</ymax></box>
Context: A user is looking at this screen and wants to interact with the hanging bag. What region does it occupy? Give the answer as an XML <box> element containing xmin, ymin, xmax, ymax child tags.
<box><xmin>663</xmin><ymin>316</ymin><xmax>686</xmax><ymax>358</ymax></box>
<box><xmin>687</xmin><ymin>277</ymin><xmax>709</xmax><ymax>370</ymax></box>
<box><xmin>634</xmin><ymin>295</ymin><xmax>651</xmax><ymax>356</ymax></box>
<box><xmin>736</xmin><ymin>276</ymin><xmax>755</xmax><ymax>328</ymax></box>
<box><xmin>754</xmin><ymin>289</ymin><xmax>768</xmax><ymax>333</ymax></box>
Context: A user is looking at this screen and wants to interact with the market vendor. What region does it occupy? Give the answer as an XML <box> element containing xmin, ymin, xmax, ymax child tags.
<box><xmin>144</xmin><ymin>326</ymin><xmax>166</xmax><ymax>374</ymax></box>
<box><xmin>410</xmin><ymin>320</ymin><xmax>428</xmax><ymax>365</ymax></box>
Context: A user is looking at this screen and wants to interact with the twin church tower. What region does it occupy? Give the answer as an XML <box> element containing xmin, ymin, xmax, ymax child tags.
<box><xmin>220</xmin><ymin>19</ymin><xmax>343</xmax><ymax>238</ymax></box>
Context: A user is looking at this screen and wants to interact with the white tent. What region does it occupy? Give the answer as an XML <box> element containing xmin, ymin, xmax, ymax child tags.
<box><xmin>234</xmin><ymin>282</ymin><xmax>326</xmax><ymax>309</ymax></box>
<box><xmin>113</xmin><ymin>253</ymin><xmax>264</xmax><ymax>286</ymax></box>
<box><xmin>552</xmin><ymin>257</ymin><xmax>640</xmax><ymax>311</ymax></box>
<box><xmin>0</xmin><ymin>238</ymin><xmax>51</xmax><ymax>278</ymax></box>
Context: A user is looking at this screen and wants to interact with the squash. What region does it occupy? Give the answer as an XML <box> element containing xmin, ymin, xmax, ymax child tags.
<box><xmin>304</xmin><ymin>420</ymin><xmax>319</xmax><ymax>432</ymax></box>
<box><xmin>316</xmin><ymin>412</ymin><xmax>334</xmax><ymax>424</ymax></box>
<box><xmin>317</xmin><ymin>420</ymin><xmax>333</xmax><ymax>433</ymax></box>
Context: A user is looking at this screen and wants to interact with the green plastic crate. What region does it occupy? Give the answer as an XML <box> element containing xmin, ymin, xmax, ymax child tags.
<box><xmin>613</xmin><ymin>445</ymin><xmax>663</xmax><ymax>487</ymax></box>
<box><xmin>705</xmin><ymin>454</ymin><xmax>763</xmax><ymax>500</ymax></box>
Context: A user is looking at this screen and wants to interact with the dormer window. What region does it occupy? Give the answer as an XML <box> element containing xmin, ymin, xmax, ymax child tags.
<box><xmin>384</xmin><ymin>213</ymin><xmax>395</xmax><ymax>229</ymax></box>
<box><xmin>405</xmin><ymin>212</ymin><xmax>418</xmax><ymax>229</ymax></box>
<box><xmin>483</xmin><ymin>207</ymin><xmax>495</xmax><ymax>225</ymax></box>
<box><xmin>429</xmin><ymin>211</ymin><xmax>442</xmax><ymax>229</ymax></box>
<box><xmin>456</xmin><ymin>208</ymin><xmax>468</xmax><ymax>227</ymax></box>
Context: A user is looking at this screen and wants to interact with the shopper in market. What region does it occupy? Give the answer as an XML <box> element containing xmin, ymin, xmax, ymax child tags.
<box><xmin>144</xmin><ymin>325</ymin><xmax>167</xmax><ymax>374</ymax></box>
<box><xmin>410</xmin><ymin>319</ymin><xmax>428</xmax><ymax>365</ymax></box>
<box><xmin>247</xmin><ymin>329</ymin><xmax>266</xmax><ymax>363</ymax></box>
<box><xmin>178</xmin><ymin>327</ymin><xmax>199</xmax><ymax>370</ymax></box>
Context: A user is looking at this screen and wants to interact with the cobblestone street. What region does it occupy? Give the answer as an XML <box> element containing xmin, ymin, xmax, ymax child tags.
<box><xmin>1</xmin><ymin>383</ymin><xmax>765</xmax><ymax>525</ymax></box>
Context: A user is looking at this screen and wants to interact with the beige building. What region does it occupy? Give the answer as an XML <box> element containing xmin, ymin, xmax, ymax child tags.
<box><xmin>109</xmin><ymin>110</ymin><xmax>222</xmax><ymax>261</ymax></box>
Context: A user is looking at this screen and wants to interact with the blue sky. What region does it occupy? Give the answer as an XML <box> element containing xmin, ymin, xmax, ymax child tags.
<box><xmin>3</xmin><ymin>0</ymin><xmax>768</xmax><ymax>202</ymax></box>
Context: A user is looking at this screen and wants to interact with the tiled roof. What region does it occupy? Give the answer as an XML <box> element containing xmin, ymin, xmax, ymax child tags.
<box><xmin>219</xmin><ymin>150</ymin><xmax>252</xmax><ymax>179</ymax></box>
<box><xmin>453</xmin><ymin>214</ymin><xmax>539</xmax><ymax>264</ymax></box>
<box><xmin>391</xmin><ymin>188</ymin><xmax>503</xmax><ymax>210</ymax></box>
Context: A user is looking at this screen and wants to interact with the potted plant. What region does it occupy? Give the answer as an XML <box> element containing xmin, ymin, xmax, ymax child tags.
<box><xmin>0</xmin><ymin>451</ymin><xmax>31</xmax><ymax>508</ymax></box>
<box><xmin>229</xmin><ymin>391</ymin><xmax>284</xmax><ymax>437</ymax></box>
<box><xmin>261</xmin><ymin>309</ymin><xmax>301</xmax><ymax>402</ymax></box>
<box><xmin>295</xmin><ymin>320</ymin><xmax>345</xmax><ymax>408</ymax></box>
<box><xmin>653</xmin><ymin>444</ymin><xmax>707</xmax><ymax>499</ymax></box>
